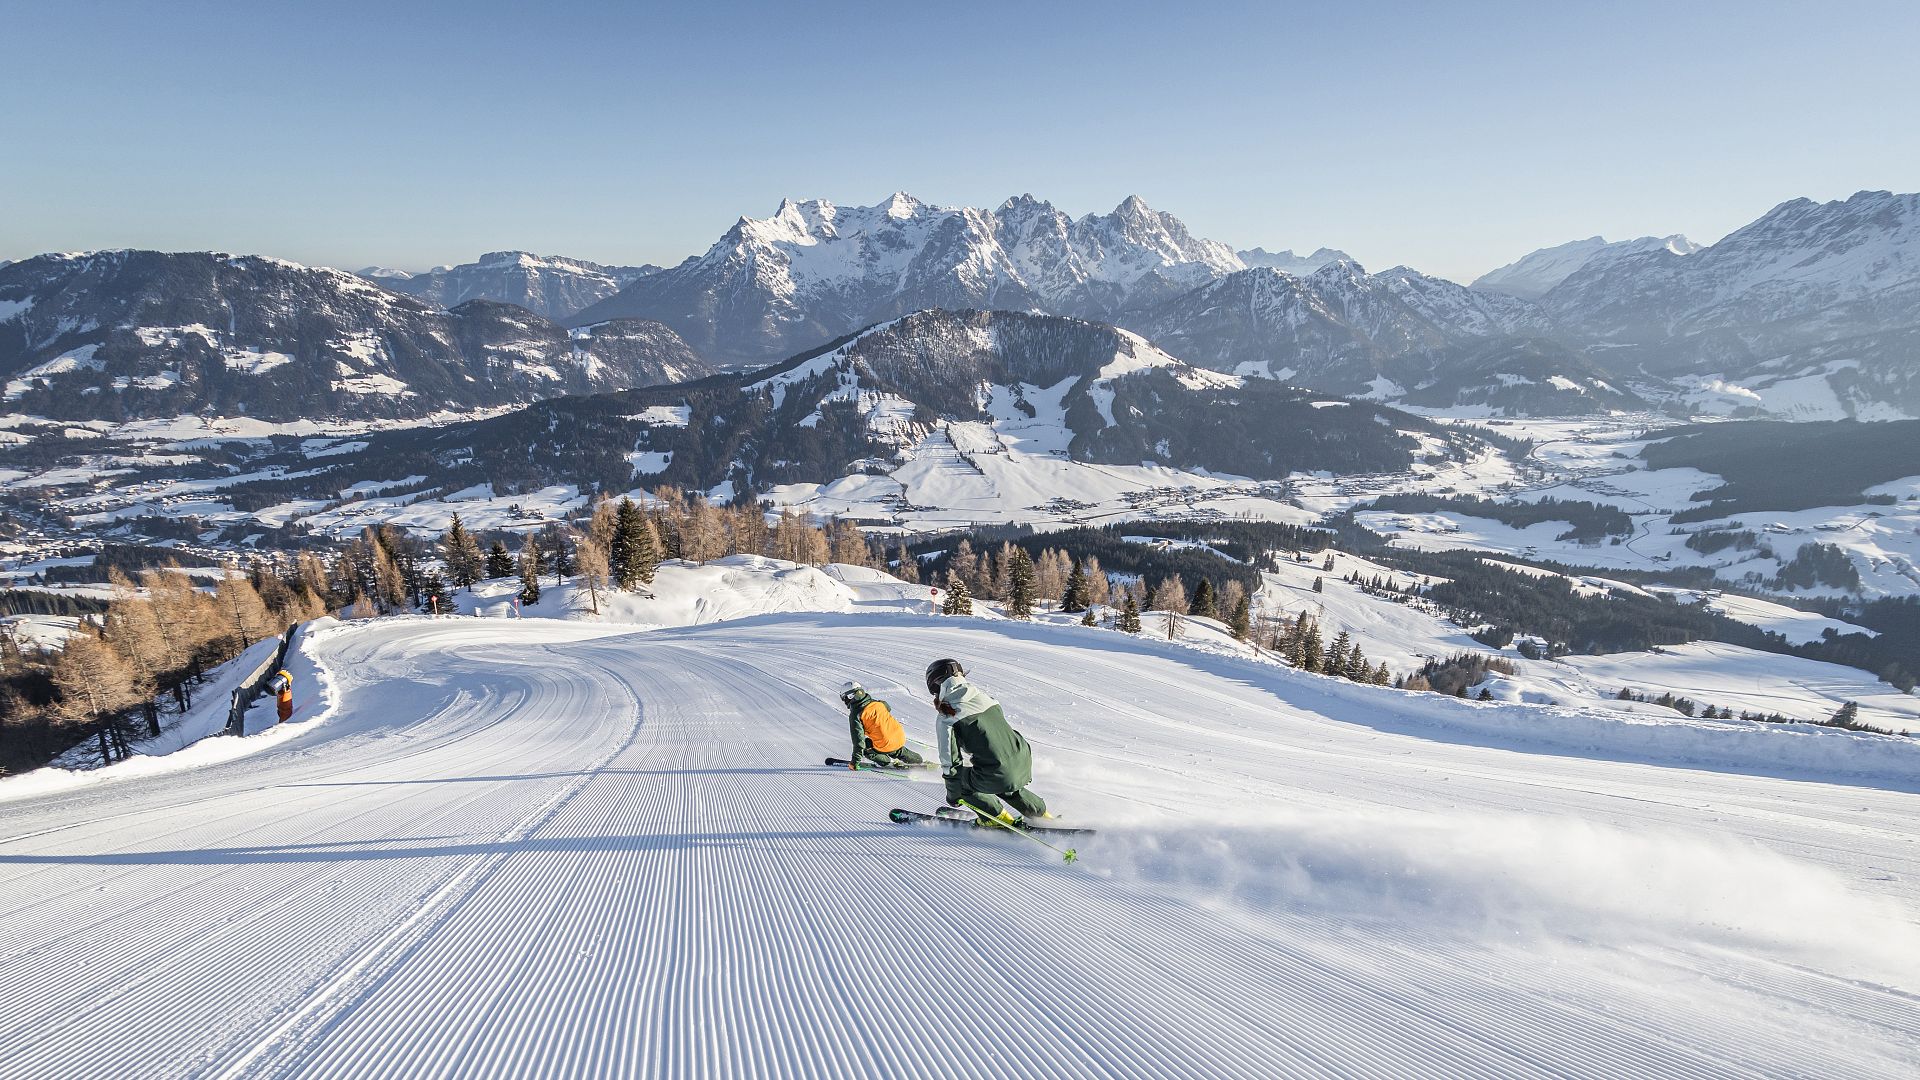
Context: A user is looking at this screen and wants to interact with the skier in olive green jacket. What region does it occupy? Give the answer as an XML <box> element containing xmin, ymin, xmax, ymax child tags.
<box><xmin>924</xmin><ymin>658</ymin><xmax>1052</xmax><ymax>825</ymax></box>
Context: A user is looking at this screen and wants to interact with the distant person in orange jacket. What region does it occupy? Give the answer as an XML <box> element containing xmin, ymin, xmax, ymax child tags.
<box><xmin>838</xmin><ymin>681</ymin><xmax>924</xmax><ymax>769</ymax></box>
<box><xmin>270</xmin><ymin>669</ymin><xmax>293</xmax><ymax>723</ymax></box>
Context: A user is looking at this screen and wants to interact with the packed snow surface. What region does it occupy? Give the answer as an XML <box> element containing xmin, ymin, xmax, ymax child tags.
<box><xmin>1</xmin><ymin>603</ymin><xmax>1916</xmax><ymax>1078</ymax></box>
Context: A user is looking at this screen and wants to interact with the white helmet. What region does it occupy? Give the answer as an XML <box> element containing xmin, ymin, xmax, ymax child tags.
<box><xmin>837</xmin><ymin>680</ymin><xmax>863</xmax><ymax>704</ymax></box>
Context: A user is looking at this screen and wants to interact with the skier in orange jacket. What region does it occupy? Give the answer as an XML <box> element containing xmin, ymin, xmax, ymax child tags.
<box><xmin>838</xmin><ymin>682</ymin><xmax>925</xmax><ymax>769</ymax></box>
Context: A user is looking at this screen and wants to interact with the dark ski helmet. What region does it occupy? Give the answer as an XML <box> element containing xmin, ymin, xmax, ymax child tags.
<box><xmin>925</xmin><ymin>658</ymin><xmax>965</xmax><ymax>697</ymax></box>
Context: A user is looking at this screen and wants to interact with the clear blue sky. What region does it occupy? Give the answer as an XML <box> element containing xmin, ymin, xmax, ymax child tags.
<box><xmin>4</xmin><ymin>0</ymin><xmax>1916</xmax><ymax>283</ymax></box>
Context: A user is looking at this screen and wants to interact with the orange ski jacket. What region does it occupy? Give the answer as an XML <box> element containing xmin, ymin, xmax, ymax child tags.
<box><xmin>850</xmin><ymin>696</ymin><xmax>906</xmax><ymax>754</ymax></box>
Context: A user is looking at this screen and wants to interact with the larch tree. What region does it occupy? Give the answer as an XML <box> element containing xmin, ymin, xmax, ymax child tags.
<box><xmin>576</xmin><ymin>538</ymin><xmax>610</xmax><ymax>614</ymax></box>
<box><xmin>949</xmin><ymin>540</ymin><xmax>979</xmax><ymax>595</ymax></box>
<box><xmin>103</xmin><ymin>570</ymin><xmax>166</xmax><ymax>733</ymax></box>
<box><xmin>682</xmin><ymin>499</ymin><xmax>727</xmax><ymax>564</ymax></box>
<box><xmin>1150</xmin><ymin>576</ymin><xmax>1189</xmax><ymax>615</ymax></box>
<box><xmin>216</xmin><ymin>574</ymin><xmax>277</xmax><ymax>652</ymax></box>
<box><xmin>50</xmin><ymin>630</ymin><xmax>142</xmax><ymax>763</ymax></box>
<box><xmin>1083</xmin><ymin>556</ymin><xmax>1110</xmax><ymax>607</ymax></box>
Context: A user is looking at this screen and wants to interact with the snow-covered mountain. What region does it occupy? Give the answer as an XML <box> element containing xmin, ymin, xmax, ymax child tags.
<box><xmin>1543</xmin><ymin>190</ymin><xmax>1920</xmax><ymax>375</ymax></box>
<box><xmin>0</xmin><ymin>251</ymin><xmax>708</xmax><ymax>422</ymax></box>
<box><xmin>1124</xmin><ymin>260</ymin><xmax>1590</xmax><ymax>401</ymax></box>
<box><xmin>349</xmin><ymin>309</ymin><xmax>1452</xmax><ymax>499</ymax></box>
<box><xmin>569</xmin><ymin>194</ymin><xmax>1248</xmax><ymax>364</ymax></box>
<box><xmin>1237</xmin><ymin>246</ymin><xmax>1354</xmax><ymax>275</ymax></box>
<box><xmin>359</xmin><ymin>251</ymin><xmax>660</xmax><ymax>320</ymax></box>
<box><xmin>1472</xmin><ymin>234</ymin><xmax>1700</xmax><ymax>300</ymax></box>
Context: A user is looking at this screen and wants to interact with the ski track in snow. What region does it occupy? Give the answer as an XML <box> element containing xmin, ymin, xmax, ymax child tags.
<box><xmin>1</xmin><ymin>616</ymin><xmax>1917</xmax><ymax>1078</ymax></box>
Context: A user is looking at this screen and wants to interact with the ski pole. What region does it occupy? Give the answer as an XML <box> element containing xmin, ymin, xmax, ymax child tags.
<box><xmin>961</xmin><ymin>803</ymin><xmax>1079</xmax><ymax>864</ymax></box>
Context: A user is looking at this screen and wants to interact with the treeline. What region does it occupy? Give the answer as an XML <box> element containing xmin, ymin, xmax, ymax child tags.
<box><xmin>1403</xmin><ymin>551</ymin><xmax>1764</xmax><ymax>655</ymax></box>
<box><xmin>914</xmin><ymin>523</ymin><xmax>1272</xmax><ymax>603</ymax></box>
<box><xmin>1683</xmin><ymin>528</ymin><xmax>1759</xmax><ymax>555</ymax></box>
<box><xmin>1367</xmin><ymin>494</ymin><xmax>1632</xmax><ymax>541</ymax></box>
<box><xmin>1613</xmin><ymin>688</ymin><xmax>1898</xmax><ymax>736</ymax></box>
<box><xmin>926</xmin><ymin>537</ymin><xmax>1255</xmax><ymax>636</ymax></box>
<box><xmin>0</xmin><ymin>590</ymin><xmax>107</xmax><ymax>617</ymax></box>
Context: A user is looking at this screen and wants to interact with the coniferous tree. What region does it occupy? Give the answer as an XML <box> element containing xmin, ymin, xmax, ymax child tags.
<box><xmin>485</xmin><ymin>540</ymin><xmax>514</xmax><ymax>579</ymax></box>
<box><xmin>1229</xmin><ymin>594</ymin><xmax>1252</xmax><ymax>641</ymax></box>
<box><xmin>1300</xmin><ymin>623</ymin><xmax>1324</xmax><ymax>672</ymax></box>
<box><xmin>420</xmin><ymin>570</ymin><xmax>451</xmax><ymax>614</ymax></box>
<box><xmin>518</xmin><ymin>536</ymin><xmax>544</xmax><ymax>606</ymax></box>
<box><xmin>1006</xmin><ymin>548</ymin><xmax>1036</xmax><ymax>620</ymax></box>
<box><xmin>1190</xmin><ymin>579</ymin><xmax>1216</xmax><ymax>620</ymax></box>
<box><xmin>893</xmin><ymin>544</ymin><xmax>920</xmax><ymax>584</ymax></box>
<box><xmin>1325</xmin><ymin>630</ymin><xmax>1353</xmax><ymax>677</ymax></box>
<box><xmin>611</xmin><ymin>497</ymin><xmax>659</xmax><ymax>589</ymax></box>
<box><xmin>439</xmin><ymin>511</ymin><xmax>483</xmax><ymax>588</ymax></box>
<box><xmin>942</xmin><ymin>576</ymin><xmax>973</xmax><ymax>616</ymax></box>
<box><xmin>989</xmin><ymin>543</ymin><xmax>1014</xmax><ymax>600</ymax></box>
<box><xmin>1120</xmin><ymin>595</ymin><xmax>1142</xmax><ymax>634</ymax></box>
<box><xmin>1345</xmin><ymin>643</ymin><xmax>1368</xmax><ymax>682</ymax></box>
<box><xmin>1062</xmin><ymin>560</ymin><xmax>1089</xmax><ymax>614</ymax></box>
<box><xmin>1829</xmin><ymin>700</ymin><xmax>1861</xmax><ymax>728</ymax></box>
<box><xmin>540</xmin><ymin>523</ymin><xmax>575</xmax><ymax>584</ymax></box>
<box><xmin>1080</xmin><ymin>607</ymin><xmax>1097</xmax><ymax>627</ymax></box>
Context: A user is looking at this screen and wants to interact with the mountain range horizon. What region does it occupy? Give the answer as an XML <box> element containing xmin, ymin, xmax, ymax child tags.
<box><xmin>11</xmin><ymin>186</ymin><xmax>1898</xmax><ymax>294</ymax></box>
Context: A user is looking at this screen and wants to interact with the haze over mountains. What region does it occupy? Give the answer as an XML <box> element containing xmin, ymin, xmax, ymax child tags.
<box><xmin>361</xmin><ymin>252</ymin><xmax>662</xmax><ymax>321</ymax></box>
<box><xmin>3</xmin><ymin>188</ymin><xmax>1918</xmax><ymax>425</ymax></box>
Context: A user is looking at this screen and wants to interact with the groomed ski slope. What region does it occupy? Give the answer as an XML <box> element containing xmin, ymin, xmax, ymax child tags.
<box><xmin>2</xmin><ymin>614</ymin><xmax>1917</xmax><ymax>1078</ymax></box>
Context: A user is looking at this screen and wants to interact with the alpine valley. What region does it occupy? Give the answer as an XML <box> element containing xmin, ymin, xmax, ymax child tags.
<box><xmin>5</xmin><ymin>188</ymin><xmax>1920</xmax><ymax>734</ymax></box>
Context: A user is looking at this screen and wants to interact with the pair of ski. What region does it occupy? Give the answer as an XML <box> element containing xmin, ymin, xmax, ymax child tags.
<box><xmin>824</xmin><ymin>757</ymin><xmax>1095</xmax><ymax>837</ymax></box>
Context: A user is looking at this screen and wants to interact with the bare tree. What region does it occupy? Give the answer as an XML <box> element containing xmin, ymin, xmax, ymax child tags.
<box><xmin>682</xmin><ymin>498</ymin><xmax>727</xmax><ymax>564</ymax></box>
<box><xmin>1083</xmin><ymin>556</ymin><xmax>1111</xmax><ymax>607</ymax></box>
<box><xmin>1148</xmin><ymin>575</ymin><xmax>1189</xmax><ymax>615</ymax></box>
<box><xmin>50</xmin><ymin>630</ymin><xmax>141</xmax><ymax>763</ymax></box>
<box><xmin>217</xmin><ymin>574</ymin><xmax>277</xmax><ymax>651</ymax></box>
<box><xmin>576</xmin><ymin>539</ymin><xmax>610</xmax><ymax>615</ymax></box>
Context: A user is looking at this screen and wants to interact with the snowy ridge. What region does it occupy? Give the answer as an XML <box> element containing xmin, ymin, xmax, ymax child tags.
<box><xmin>0</xmin><ymin>251</ymin><xmax>709</xmax><ymax>422</ymax></box>
<box><xmin>570</xmin><ymin>193</ymin><xmax>1251</xmax><ymax>362</ymax></box>
<box><xmin>1472</xmin><ymin>234</ymin><xmax>1699</xmax><ymax>300</ymax></box>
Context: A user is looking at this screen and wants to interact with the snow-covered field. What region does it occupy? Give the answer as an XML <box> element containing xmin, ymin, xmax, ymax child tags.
<box><xmin>2</xmin><ymin>595</ymin><xmax>1916</xmax><ymax>1077</ymax></box>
